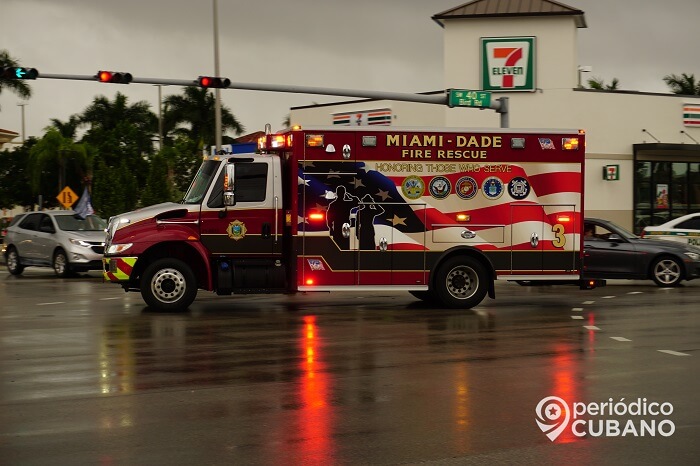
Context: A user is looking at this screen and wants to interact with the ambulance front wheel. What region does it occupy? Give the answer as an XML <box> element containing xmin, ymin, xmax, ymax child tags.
<box><xmin>140</xmin><ymin>258</ymin><xmax>197</xmax><ymax>312</ymax></box>
<box><xmin>434</xmin><ymin>256</ymin><xmax>488</xmax><ymax>309</ymax></box>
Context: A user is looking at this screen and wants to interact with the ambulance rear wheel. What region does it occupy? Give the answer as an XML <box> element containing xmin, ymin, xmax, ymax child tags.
<box><xmin>141</xmin><ymin>258</ymin><xmax>197</xmax><ymax>312</ymax></box>
<box><xmin>434</xmin><ymin>256</ymin><xmax>488</xmax><ymax>309</ymax></box>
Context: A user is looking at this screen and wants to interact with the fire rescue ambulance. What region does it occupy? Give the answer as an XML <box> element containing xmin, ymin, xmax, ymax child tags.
<box><xmin>103</xmin><ymin>126</ymin><xmax>591</xmax><ymax>311</ymax></box>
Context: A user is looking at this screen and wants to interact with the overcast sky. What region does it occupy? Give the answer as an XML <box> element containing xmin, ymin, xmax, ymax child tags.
<box><xmin>2</xmin><ymin>0</ymin><xmax>700</xmax><ymax>142</ymax></box>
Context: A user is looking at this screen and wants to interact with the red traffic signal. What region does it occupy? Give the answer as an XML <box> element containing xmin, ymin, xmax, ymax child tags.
<box><xmin>96</xmin><ymin>70</ymin><xmax>132</xmax><ymax>84</ymax></box>
<box><xmin>198</xmin><ymin>76</ymin><xmax>230</xmax><ymax>88</ymax></box>
<box><xmin>0</xmin><ymin>67</ymin><xmax>39</xmax><ymax>79</ymax></box>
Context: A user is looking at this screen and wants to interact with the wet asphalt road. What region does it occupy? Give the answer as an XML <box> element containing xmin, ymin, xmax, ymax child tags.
<box><xmin>0</xmin><ymin>268</ymin><xmax>698</xmax><ymax>465</ymax></box>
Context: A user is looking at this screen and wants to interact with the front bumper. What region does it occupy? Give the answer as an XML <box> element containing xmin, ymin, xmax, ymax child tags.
<box><xmin>103</xmin><ymin>257</ymin><xmax>138</xmax><ymax>282</ymax></box>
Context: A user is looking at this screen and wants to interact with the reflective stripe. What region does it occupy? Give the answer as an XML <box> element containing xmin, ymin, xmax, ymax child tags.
<box><xmin>103</xmin><ymin>257</ymin><xmax>138</xmax><ymax>282</ymax></box>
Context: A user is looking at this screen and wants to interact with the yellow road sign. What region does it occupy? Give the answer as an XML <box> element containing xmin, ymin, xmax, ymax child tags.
<box><xmin>57</xmin><ymin>186</ymin><xmax>78</xmax><ymax>209</ymax></box>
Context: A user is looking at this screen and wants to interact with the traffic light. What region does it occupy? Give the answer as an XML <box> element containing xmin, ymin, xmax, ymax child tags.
<box><xmin>96</xmin><ymin>70</ymin><xmax>132</xmax><ymax>84</ymax></box>
<box><xmin>0</xmin><ymin>67</ymin><xmax>39</xmax><ymax>79</ymax></box>
<box><xmin>198</xmin><ymin>76</ymin><xmax>230</xmax><ymax>88</ymax></box>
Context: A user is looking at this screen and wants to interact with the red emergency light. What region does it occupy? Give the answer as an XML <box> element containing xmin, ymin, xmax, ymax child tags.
<box><xmin>308</xmin><ymin>212</ymin><xmax>325</xmax><ymax>222</ymax></box>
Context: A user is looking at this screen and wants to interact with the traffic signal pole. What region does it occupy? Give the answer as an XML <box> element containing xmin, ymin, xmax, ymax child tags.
<box><xmin>37</xmin><ymin>73</ymin><xmax>510</xmax><ymax>127</ymax></box>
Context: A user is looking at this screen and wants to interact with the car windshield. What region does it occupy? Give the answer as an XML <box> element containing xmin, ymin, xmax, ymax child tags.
<box><xmin>54</xmin><ymin>214</ymin><xmax>107</xmax><ymax>231</ymax></box>
<box><xmin>182</xmin><ymin>160</ymin><xmax>220</xmax><ymax>204</ymax></box>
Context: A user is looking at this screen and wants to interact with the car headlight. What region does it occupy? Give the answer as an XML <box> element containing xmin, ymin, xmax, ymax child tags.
<box><xmin>683</xmin><ymin>252</ymin><xmax>700</xmax><ymax>261</ymax></box>
<box><xmin>106</xmin><ymin>243</ymin><xmax>133</xmax><ymax>254</ymax></box>
<box><xmin>69</xmin><ymin>238</ymin><xmax>92</xmax><ymax>247</ymax></box>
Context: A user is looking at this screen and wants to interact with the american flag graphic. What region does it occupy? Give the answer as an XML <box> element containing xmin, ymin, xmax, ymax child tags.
<box><xmin>299</xmin><ymin>162</ymin><xmax>581</xmax><ymax>252</ymax></box>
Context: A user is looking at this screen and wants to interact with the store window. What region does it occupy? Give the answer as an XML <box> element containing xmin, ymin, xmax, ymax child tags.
<box><xmin>634</xmin><ymin>160</ymin><xmax>700</xmax><ymax>234</ymax></box>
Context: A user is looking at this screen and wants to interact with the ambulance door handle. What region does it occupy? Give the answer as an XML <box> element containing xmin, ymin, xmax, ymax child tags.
<box><xmin>342</xmin><ymin>223</ymin><xmax>351</xmax><ymax>238</ymax></box>
<box><xmin>530</xmin><ymin>232</ymin><xmax>539</xmax><ymax>248</ymax></box>
<box><xmin>461</xmin><ymin>229</ymin><xmax>476</xmax><ymax>239</ymax></box>
<box><xmin>274</xmin><ymin>196</ymin><xmax>279</xmax><ymax>243</ymax></box>
<box><xmin>379</xmin><ymin>237</ymin><xmax>388</xmax><ymax>251</ymax></box>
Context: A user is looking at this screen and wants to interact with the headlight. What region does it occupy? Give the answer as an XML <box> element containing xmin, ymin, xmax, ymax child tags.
<box><xmin>107</xmin><ymin>243</ymin><xmax>133</xmax><ymax>254</ymax></box>
<box><xmin>69</xmin><ymin>238</ymin><xmax>92</xmax><ymax>247</ymax></box>
<box><xmin>683</xmin><ymin>252</ymin><xmax>700</xmax><ymax>261</ymax></box>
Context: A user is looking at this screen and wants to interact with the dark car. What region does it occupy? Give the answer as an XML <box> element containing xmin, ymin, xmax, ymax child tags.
<box><xmin>583</xmin><ymin>217</ymin><xmax>700</xmax><ymax>287</ymax></box>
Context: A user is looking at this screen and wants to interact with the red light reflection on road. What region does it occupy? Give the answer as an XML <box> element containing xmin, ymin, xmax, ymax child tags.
<box><xmin>550</xmin><ymin>343</ymin><xmax>582</xmax><ymax>444</ymax></box>
<box><xmin>298</xmin><ymin>316</ymin><xmax>334</xmax><ymax>462</ymax></box>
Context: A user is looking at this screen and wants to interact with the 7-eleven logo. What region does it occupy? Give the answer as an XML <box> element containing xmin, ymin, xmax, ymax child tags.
<box><xmin>482</xmin><ymin>37</ymin><xmax>535</xmax><ymax>91</ymax></box>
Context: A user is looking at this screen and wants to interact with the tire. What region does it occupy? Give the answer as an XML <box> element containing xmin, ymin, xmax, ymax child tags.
<box><xmin>140</xmin><ymin>258</ymin><xmax>197</xmax><ymax>312</ymax></box>
<box><xmin>434</xmin><ymin>256</ymin><xmax>488</xmax><ymax>309</ymax></box>
<box><xmin>409</xmin><ymin>290</ymin><xmax>436</xmax><ymax>302</ymax></box>
<box><xmin>6</xmin><ymin>247</ymin><xmax>24</xmax><ymax>276</ymax></box>
<box><xmin>53</xmin><ymin>249</ymin><xmax>70</xmax><ymax>278</ymax></box>
<box><xmin>651</xmin><ymin>256</ymin><xmax>683</xmax><ymax>287</ymax></box>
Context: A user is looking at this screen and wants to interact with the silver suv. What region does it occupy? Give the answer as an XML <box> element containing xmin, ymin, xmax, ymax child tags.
<box><xmin>4</xmin><ymin>211</ymin><xmax>107</xmax><ymax>277</ymax></box>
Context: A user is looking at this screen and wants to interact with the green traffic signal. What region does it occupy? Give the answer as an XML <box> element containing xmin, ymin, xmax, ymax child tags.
<box><xmin>0</xmin><ymin>67</ymin><xmax>39</xmax><ymax>80</ymax></box>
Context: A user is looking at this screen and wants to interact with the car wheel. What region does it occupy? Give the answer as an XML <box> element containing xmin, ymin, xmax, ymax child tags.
<box><xmin>651</xmin><ymin>256</ymin><xmax>683</xmax><ymax>287</ymax></box>
<box><xmin>140</xmin><ymin>258</ymin><xmax>197</xmax><ymax>312</ymax></box>
<box><xmin>434</xmin><ymin>256</ymin><xmax>488</xmax><ymax>309</ymax></box>
<box><xmin>6</xmin><ymin>247</ymin><xmax>24</xmax><ymax>275</ymax></box>
<box><xmin>53</xmin><ymin>249</ymin><xmax>70</xmax><ymax>278</ymax></box>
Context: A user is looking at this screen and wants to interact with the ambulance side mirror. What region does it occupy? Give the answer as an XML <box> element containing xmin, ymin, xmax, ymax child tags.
<box><xmin>223</xmin><ymin>163</ymin><xmax>236</xmax><ymax>206</ymax></box>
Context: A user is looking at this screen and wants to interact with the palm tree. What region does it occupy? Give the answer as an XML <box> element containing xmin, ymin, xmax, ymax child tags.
<box><xmin>663</xmin><ymin>73</ymin><xmax>700</xmax><ymax>95</ymax></box>
<box><xmin>27</xmin><ymin>128</ymin><xmax>89</xmax><ymax>195</ymax></box>
<box><xmin>47</xmin><ymin>115</ymin><xmax>82</xmax><ymax>139</ymax></box>
<box><xmin>587</xmin><ymin>77</ymin><xmax>620</xmax><ymax>90</ymax></box>
<box><xmin>164</xmin><ymin>87</ymin><xmax>244</xmax><ymax>147</ymax></box>
<box><xmin>0</xmin><ymin>50</ymin><xmax>32</xmax><ymax>109</ymax></box>
<box><xmin>79</xmin><ymin>92</ymin><xmax>157</xmax><ymax>149</ymax></box>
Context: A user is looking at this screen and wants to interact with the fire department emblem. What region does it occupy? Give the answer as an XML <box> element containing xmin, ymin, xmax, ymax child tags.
<box><xmin>401</xmin><ymin>175</ymin><xmax>425</xmax><ymax>200</ymax></box>
<box><xmin>508</xmin><ymin>177</ymin><xmax>531</xmax><ymax>200</ymax></box>
<box><xmin>428</xmin><ymin>176</ymin><xmax>451</xmax><ymax>199</ymax></box>
<box><xmin>455</xmin><ymin>176</ymin><xmax>478</xmax><ymax>200</ymax></box>
<box><xmin>226</xmin><ymin>220</ymin><xmax>247</xmax><ymax>241</ymax></box>
<box><xmin>482</xmin><ymin>176</ymin><xmax>504</xmax><ymax>200</ymax></box>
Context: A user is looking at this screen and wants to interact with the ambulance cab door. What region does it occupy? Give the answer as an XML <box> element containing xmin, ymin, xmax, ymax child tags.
<box><xmin>200</xmin><ymin>156</ymin><xmax>282</xmax><ymax>257</ymax></box>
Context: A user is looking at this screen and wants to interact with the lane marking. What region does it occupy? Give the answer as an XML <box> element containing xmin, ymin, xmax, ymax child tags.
<box><xmin>37</xmin><ymin>302</ymin><xmax>64</xmax><ymax>306</ymax></box>
<box><xmin>571</xmin><ymin>316</ymin><xmax>584</xmax><ymax>320</ymax></box>
<box><xmin>610</xmin><ymin>337</ymin><xmax>632</xmax><ymax>342</ymax></box>
<box><xmin>99</xmin><ymin>297</ymin><xmax>120</xmax><ymax>301</ymax></box>
<box><xmin>657</xmin><ymin>350</ymin><xmax>691</xmax><ymax>357</ymax></box>
<box><xmin>583</xmin><ymin>325</ymin><xmax>600</xmax><ymax>330</ymax></box>
<box><xmin>627</xmin><ymin>291</ymin><xmax>644</xmax><ymax>295</ymax></box>
<box><xmin>602</xmin><ymin>296</ymin><xmax>615</xmax><ymax>299</ymax></box>
<box><xmin>572</xmin><ymin>307</ymin><xmax>583</xmax><ymax>312</ymax></box>
<box><xmin>582</xmin><ymin>301</ymin><xmax>595</xmax><ymax>305</ymax></box>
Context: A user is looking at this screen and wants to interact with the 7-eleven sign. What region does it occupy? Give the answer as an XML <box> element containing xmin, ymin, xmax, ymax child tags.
<box><xmin>481</xmin><ymin>37</ymin><xmax>536</xmax><ymax>91</ymax></box>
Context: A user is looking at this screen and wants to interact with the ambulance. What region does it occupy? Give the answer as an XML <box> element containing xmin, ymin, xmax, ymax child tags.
<box><xmin>103</xmin><ymin>126</ymin><xmax>593</xmax><ymax>311</ymax></box>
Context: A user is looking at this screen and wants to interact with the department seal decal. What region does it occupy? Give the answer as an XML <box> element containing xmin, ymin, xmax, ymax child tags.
<box><xmin>482</xmin><ymin>176</ymin><xmax>504</xmax><ymax>200</ymax></box>
<box><xmin>508</xmin><ymin>176</ymin><xmax>531</xmax><ymax>200</ymax></box>
<box><xmin>401</xmin><ymin>175</ymin><xmax>425</xmax><ymax>200</ymax></box>
<box><xmin>455</xmin><ymin>176</ymin><xmax>478</xmax><ymax>200</ymax></box>
<box><xmin>226</xmin><ymin>220</ymin><xmax>247</xmax><ymax>240</ymax></box>
<box><xmin>428</xmin><ymin>176</ymin><xmax>451</xmax><ymax>199</ymax></box>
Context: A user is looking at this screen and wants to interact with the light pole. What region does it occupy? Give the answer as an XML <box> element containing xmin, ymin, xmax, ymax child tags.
<box><xmin>17</xmin><ymin>102</ymin><xmax>27</xmax><ymax>142</ymax></box>
<box><xmin>213</xmin><ymin>0</ymin><xmax>223</xmax><ymax>152</ymax></box>
<box><xmin>577</xmin><ymin>66</ymin><xmax>592</xmax><ymax>88</ymax></box>
<box><xmin>155</xmin><ymin>85</ymin><xmax>164</xmax><ymax>151</ymax></box>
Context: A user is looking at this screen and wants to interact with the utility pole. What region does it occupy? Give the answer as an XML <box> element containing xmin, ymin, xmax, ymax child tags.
<box><xmin>213</xmin><ymin>0</ymin><xmax>223</xmax><ymax>152</ymax></box>
<box><xmin>17</xmin><ymin>103</ymin><xmax>27</xmax><ymax>142</ymax></box>
<box><xmin>155</xmin><ymin>85</ymin><xmax>164</xmax><ymax>151</ymax></box>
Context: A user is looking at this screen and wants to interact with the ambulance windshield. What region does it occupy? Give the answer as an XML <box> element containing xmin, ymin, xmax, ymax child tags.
<box><xmin>182</xmin><ymin>160</ymin><xmax>220</xmax><ymax>204</ymax></box>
